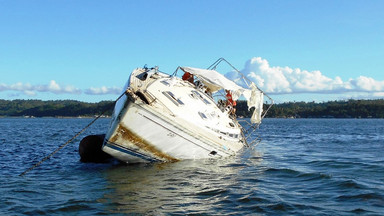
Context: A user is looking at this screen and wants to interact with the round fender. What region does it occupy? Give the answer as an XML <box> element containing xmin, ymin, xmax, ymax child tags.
<box><xmin>78</xmin><ymin>134</ymin><xmax>112</xmax><ymax>163</ymax></box>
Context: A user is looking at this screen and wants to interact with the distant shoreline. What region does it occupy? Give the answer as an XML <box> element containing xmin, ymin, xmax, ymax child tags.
<box><xmin>1</xmin><ymin>99</ymin><xmax>384</xmax><ymax>119</ymax></box>
<box><xmin>0</xmin><ymin>116</ymin><xmax>110</xmax><ymax>119</ymax></box>
<box><xmin>1</xmin><ymin>116</ymin><xmax>382</xmax><ymax>120</ymax></box>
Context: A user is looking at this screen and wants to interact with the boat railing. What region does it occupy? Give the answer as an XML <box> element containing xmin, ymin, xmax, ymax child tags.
<box><xmin>208</xmin><ymin>58</ymin><xmax>274</xmax><ymax>110</ymax></box>
<box><xmin>209</xmin><ymin>57</ymin><xmax>274</xmax><ymax>116</ymax></box>
<box><xmin>208</xmin><ymin>58</ymin><xmax>274</xmax><ymax>146</ymax></box>
<box><xmin>173</xmin><ymin>58</ymin><xmax>273</xmax><ymax>147</ymax></box>
<box><xmin>237</xmin><ymin>119</ymin><xmax>262</xmax><ymax>147</ymax></box>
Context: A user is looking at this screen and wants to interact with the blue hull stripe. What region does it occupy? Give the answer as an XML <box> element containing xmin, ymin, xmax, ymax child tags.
<box><xmin>104</xmin><ymin>142</ymin><xmax>160</xmax><ymax>163</ymax></box>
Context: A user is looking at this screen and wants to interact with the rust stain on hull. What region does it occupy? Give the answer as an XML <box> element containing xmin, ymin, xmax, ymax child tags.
<box><xmin>110</xmin><ymin>124</ymin><xmax>179</xmax><ymax>162</ymax></box>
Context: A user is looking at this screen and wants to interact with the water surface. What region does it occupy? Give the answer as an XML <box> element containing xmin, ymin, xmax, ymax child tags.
<box><xmin>0</xmin><ymin>118</ymin><xmax>383</xmax><ymax>215</ymax></box>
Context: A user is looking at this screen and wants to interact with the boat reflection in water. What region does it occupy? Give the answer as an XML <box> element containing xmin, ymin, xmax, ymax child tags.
<box><xmin>98</xmin><ymin>150</ymin><xmax>264</xmax><ymax>215</ymax></box>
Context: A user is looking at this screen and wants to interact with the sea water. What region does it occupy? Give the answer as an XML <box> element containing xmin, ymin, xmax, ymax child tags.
<box><xmin>0</xmin><ymin>118</ymin><xmax>383</xmax><ymax>215</ymax></box>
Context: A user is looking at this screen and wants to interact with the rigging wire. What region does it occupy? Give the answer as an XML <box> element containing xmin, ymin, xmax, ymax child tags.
<box><xmin>19</xmin><ymin>91</ymin><xmax>127</xmax><ymax>177</ymax></box>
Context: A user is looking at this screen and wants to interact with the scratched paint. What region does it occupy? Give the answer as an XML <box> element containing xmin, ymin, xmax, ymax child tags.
<box><xmin>110</xmin><ymin>124</ymin><xmax>179</xmax><ymax>162</ymax></box>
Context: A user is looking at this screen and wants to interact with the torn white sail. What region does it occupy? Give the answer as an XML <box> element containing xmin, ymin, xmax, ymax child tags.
<box><xmin>242</xmin><ymin>83</ymin><xmax>264</xmax><ymax>124</ymax></box>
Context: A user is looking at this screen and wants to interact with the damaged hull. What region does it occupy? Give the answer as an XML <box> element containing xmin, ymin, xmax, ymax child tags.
<box><xmin>103</xmin><ymin>97</ymin><xmax>241</xmax><ymax>163</ymax></box>
<box><xmin>102</xmin><ymin>59</ymin><xmax>271</xmax><ymax>164</ymax></box>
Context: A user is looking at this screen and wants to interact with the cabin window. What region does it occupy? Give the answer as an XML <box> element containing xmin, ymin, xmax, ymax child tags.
<box><xmin>228</xmin><ymin>133</ymin><xmax>240</xmax><ymax>139</ymax></box>
<box><xmin>161</xmin><ymin>80</ymin><xmax>170</xmax><ymax>86</ymax></box>
<box><xmin>162</xmin><ymin>91</ymin><xmax>184</xmax><ymax>106</ymax></box>
<box><xmin>192</xmin><ymin>90</ymin><xmax>211</xmax><ymax>105</ymax></box>
<box><xmin>220</xmin><ymin>131</ymin><xmax>228</xmax><ymax>136</ymax></box>
<box><xmin>136</xmin><ymin>72</ymin><xmax>148</xmax><ymax>81</ymax></box>
<box><xmin>189</xmin><ymin>93</ymin><xmax>196</xmax><ymax>99</ymax></box>
<box><xmin>198</xmin><ymin>111</ymin><xmax>208</xmax><ymax>119</ymax></box>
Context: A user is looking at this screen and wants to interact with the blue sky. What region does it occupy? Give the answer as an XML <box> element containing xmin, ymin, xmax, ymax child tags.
<box><xmin>1</xmin><ymin>0</ymin><xmax>383</xmax><ymax>103</ymax></box>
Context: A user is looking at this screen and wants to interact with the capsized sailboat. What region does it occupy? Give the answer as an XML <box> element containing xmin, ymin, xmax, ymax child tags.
<box><xmin>102</xmin><ymin>58</ymin><xmax>273</xmax><ymax>163</ymax></box>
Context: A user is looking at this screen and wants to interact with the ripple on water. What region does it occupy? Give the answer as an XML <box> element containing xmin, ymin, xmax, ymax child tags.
<box><xmin>1</xmin><ymin>118</ymin><xmax>384</xmax><ymax>215</ymax></box>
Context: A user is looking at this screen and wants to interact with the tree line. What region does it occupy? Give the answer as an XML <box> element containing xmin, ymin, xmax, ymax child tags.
<box><xmin>264</xmin><ymin>99</ymin><xmax>384</xmax><ymax>118</ymax></box>
<box><xmin>0</xmin><ymin>99</ymin><xmax>113</xmax><ymax>117</ymax></box>
<box><xmin>1</xmin><ymin>99</ymin><xmax>383</xmax><ymax>118</ymax></box>
<box><xmin>236</xmin><ymin>99</ymin><xmax>384</xmax><ymax>118</ymax></box>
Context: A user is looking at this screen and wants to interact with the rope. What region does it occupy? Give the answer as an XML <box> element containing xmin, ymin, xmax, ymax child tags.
<box><xmin>19</xmin><ymin>91</ymin><xmax>127</xmax><ymax>177</ymax></box>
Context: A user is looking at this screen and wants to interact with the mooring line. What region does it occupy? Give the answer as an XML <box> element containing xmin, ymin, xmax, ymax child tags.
<box><xmin>19</xmin><ymin>91</ymin><xmax>126</xmax><ymax>177</ymax></box>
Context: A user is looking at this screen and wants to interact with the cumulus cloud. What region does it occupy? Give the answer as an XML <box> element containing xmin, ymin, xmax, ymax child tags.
<box><xmin>3</xmin><ymin>58</ymin><xmax>384</xmax><ymax>101</ymax></box>
<box><xmin>0</xmin><ymin>80</ymin><xmax>122</xmax><ymax>97</ymax></box>
<box><xmin>228</xmin><ymin>57</ymin><xmax>384</xmax><ymax>95</ymax></box>
<box><xmin>84</xmin><ymin>86</ymin><xmax>122</xmax><ymax>95</ymax></box>
<box><xmin>0</xmin><ymin>80</ymin><xmax>81</xmax><ymax>96</ymax></box>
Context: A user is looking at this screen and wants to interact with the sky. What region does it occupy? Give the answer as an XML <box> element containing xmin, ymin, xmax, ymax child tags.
<box><xmin>1</xmin><ymin>0</ymin><xmax>383</xmax><ymax>103</ymax></box>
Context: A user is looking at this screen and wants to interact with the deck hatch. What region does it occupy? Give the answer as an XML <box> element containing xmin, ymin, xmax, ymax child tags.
<box><xmin>162</xmin><ymin>91</ymin><xmax>184</xmax><ymax>106</ymax></box>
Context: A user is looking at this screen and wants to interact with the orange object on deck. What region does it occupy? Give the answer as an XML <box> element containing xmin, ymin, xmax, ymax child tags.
<box><xmin>182</xmin><ymin>72</ymin><xmax>194</xmax><ymax>83</ymax></box>
<box><xmin>226</xmin><ymin>90</ymin><xmax>236</xmax><ymax>106</ymax></box>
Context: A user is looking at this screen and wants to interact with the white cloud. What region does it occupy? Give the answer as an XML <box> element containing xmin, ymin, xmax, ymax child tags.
<box><xmin>23</xmin><ymin>90</ymin><xmax>37</xmax><ymax>96</ymax></box>
<box><xmin>230</xmin><ymin>57</ymin><xmax>384</xmax><ymax>96</ymax></box>
<box><xmin>350</xmin><ymin>76</ymin><xmax>384</xmax><ymax>92</ymax></box>
<box><xmin>0</xmin><ymin>80</ymin><xmax>122</xmax><ymax>97</ymax></box>
<box><xmin>2</xmin><ymin>58</ymin><xmax>384</xmax><ymax>101</ymax></box>
<box><xmin>0</xmin><ymin>80</ymin><xmax>82</xmax><ymax>95</ymax></box>
<box><xmin>48</xmin><ymin>80</ymin><xmax>61</xmax><ymax>92</ymax></box>
<box><xmin>84</xmin><ymin>86</ymin><xmax>122</xmax><ymax>95</ymax></box>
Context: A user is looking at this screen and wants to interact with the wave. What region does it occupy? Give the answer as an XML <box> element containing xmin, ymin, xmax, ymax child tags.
<box><xmin>336</xmin><ymin>192</ymin><xmax>384</xmax><ymax>202</ymax></box>
<box><xmin>264</xmin><ymin>167</ymin><xmax>332</xmax><ymax>181</ymax></box>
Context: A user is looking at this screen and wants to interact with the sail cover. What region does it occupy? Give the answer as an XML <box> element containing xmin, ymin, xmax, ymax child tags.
<box><xmin>180</xmin><ymin>66</ymin><xmax>264</xmax><ymax>124</ymax></box>
<box><xmin>180</xmin><ymin>67</ymin><xmax>244</xmax><ymax>95</ymax></box>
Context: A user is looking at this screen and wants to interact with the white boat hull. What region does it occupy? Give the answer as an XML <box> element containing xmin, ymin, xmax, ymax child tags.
<box><xmin>102</xmin><ymin>97</ymin><xmax>243</xmax><ymax>163</ymax></box>
<box><xmin>101</xmin><ymin>59</ymin><xmax>272</xmax><ymax>164</ymax></box>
